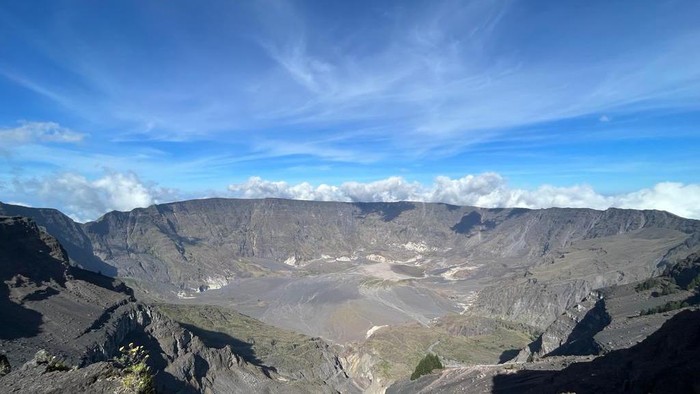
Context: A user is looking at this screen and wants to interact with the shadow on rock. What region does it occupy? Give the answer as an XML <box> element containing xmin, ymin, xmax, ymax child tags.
<box><xmin>492</xmin><ymin>309</ymin><xmax>700</xmax><ymax>394</ymax></box>
<box><xmin>497</xmin><ymin>349</ymin><xmax>521</xmax><ymax>364</ymax></box>
<box><xmin>0</xmin><ymin>284</ymin><xmax>43</xmax><ymax>340</ymax></box>
<box><xmin>451</xmin><ymin>211</ymin><xmax>482</xmax><ymax>234</ymax></box>
<box><xmin>354</xmin><ymin>202</ymin><xmax>416</xmax><ymax>222</ymax></box>
<box><xmin>179</xmin><ymin>323</ymin><xmax>266</xmax><ymax>368</ymax></box>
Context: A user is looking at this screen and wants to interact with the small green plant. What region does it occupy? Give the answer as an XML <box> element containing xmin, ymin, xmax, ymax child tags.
<box><xmin>114</xmin><ymin>343</ymin><xmax>155</xmax><ymax>394</ymax></box>
<box><xmin>46</xmin><ymin>356</ymin><xmax>72</xmax><ymax>372</ymax></box>
<box><xmin>410</xmin><ymin>353</ymin><xmax>443</xmax><ymax>380</ymax></box>
<box><xmin>34</xmin><ymin>350</ymin><xmax>72</xmax><ymax>372</ymax></box>
<box><xmin>687</xmin><ymin>274</ymin><xmax>700</xmax><ymax>291</ymax></box>
<box><xmin>660</xmin><ymin>284</ymin><xmax>678</xmax><ymax>296</ymax></box>
<box><xmin>0</xmin><ymin>354</ymin><xmax>10</xmax><ymax>376</ymax></box>
<box><xmin>635</xmin><ymin>278</ymin><xmax>661</xmax><ymax>292</ymax></box>
<box><xmin>640</xmin><ymin>300</ymin><xmax>691</xmax><ymax>316</ymax></box>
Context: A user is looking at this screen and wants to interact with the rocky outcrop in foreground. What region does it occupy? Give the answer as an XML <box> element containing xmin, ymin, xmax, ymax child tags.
<box><xmin>0</xmin><ymin>216</ymin><xmax>355</xmax><ymax>393</ymax></box>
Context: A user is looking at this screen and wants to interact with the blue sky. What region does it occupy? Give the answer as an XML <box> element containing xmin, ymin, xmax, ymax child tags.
<box><xmin>1</xmin><ymin>0</ymin><xmax>699</xmax><ymax>221</ymax></box>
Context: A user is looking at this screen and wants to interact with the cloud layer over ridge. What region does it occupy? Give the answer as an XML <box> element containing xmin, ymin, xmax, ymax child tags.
<box><xmin>229</xmin><ymin>173</ymin><xmax>700</xmax><ymax>220</ymax></box>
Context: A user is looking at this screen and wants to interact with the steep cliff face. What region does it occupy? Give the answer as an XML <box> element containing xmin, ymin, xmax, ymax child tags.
<box><xmin>0</xmin><ymin>215</ymin><xmax>133</xmax><ymax>368</ymax></box>
<box><xmin>512</xmin><ymin>291</ymin><xmax>610</xmax><ymax>362</ymax></box>
<box><xmin>0</xmin><ymin>202</ymin><xmax>116</xmax><ymax>275</ymax></box>
<box><xmin>501</xmin><ymin>308</ymin><xmax>700</xmax><ymax>394</ymax></box>
<box><xmin>76</xmin><ymin>199</ymin><xmax>699</xmax><ymax>289</ymax></box>
<box><xmin>0</xmin><ymin>215</ymin><xmax>70</xmax><ymax>283</ymax></box>
<box><xmin>82</xmin><ymin>199</ymin><xmax>472</xmax><ymax>285</ymax></box>
<box><xmin>470</xmin><ymin>224</ymin><xmax>696</xmax><ymax>329</ymax></box>
<box><xmin>511</xmin><ymin>255</ymin><xmax>700</xmax><ymax>364</ymax></box>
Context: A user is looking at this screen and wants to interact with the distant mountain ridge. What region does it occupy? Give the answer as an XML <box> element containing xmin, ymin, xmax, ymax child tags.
<box><xmin>3</xmin><ymin>199</ymin><xmax>697</xmax><ymax>283</ymax></box>
<box><xmin>2</xmin><ymin>199</ymin><xmax>699</xmax><ymax>332</ymax></box>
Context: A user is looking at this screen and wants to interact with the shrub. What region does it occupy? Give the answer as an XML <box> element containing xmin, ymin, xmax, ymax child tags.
<box><xmin>640</xmin><ymin>300</ymin><xmax>691</xmax><ymax>316</ymax></box>
<box><xmin>687</xmin><ymin>274</ymin><xmax>700</xmax><ymax>291</ymax></box>
<box><xmin>635</xmin><ymin>278</ymin><xmax>661</xmax><ymax>292</ymax></box>
<box><xmin>34</xmin><ymin>350</ymin><xmax>72</xmax><ymax>372</ymax></box>
<box><xmin>660</xmin><ymin>284</ymin><xmax>678</xmax><ymax>296</ymax></box>
<box><xmin>410</xmin><ymin>353</ymin><xmax>443</xmax><ymax>380</ymax></box>
<box><xmin>0</xmin><ymin>354</ymin><xmax>10</xmax><ymax>376</ymax></box>
<box><xmin>114</xmin><ymin>343</ymin><xmax>155</xmax><ymax>394</ymax></box>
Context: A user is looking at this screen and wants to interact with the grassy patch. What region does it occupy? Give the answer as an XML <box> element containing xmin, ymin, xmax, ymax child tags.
<box><xmin>639</xmin><ymin>291</ymin><xmax>700</xmax><ymax>316</ymax></box>
<box><xmin>634</xmin><ymin>277</ymin><xmax>678</xmax><ymax>297</ymax></box>
<box><xmin>410</xmin><ymin>353</ymin><xmax>443</xmax><ymax>380</ymax></box>
<box><xmin>640</xmin><ymin>300</ymin><xmax>691</xmax><ymax>315</ymax></box>
<box><xmin>358</xmin><ymin>318</ymin><xmax>534</xmax><ymax>381</ymax></box>
<box><xmin>635</xmin><ymin>278</ymin><xmax>663</xmax><ymax>292</ymax></box>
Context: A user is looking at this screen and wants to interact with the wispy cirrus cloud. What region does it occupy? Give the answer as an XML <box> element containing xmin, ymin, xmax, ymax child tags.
<box><xmin>254</xmin><ymin>1</ymin><xmax>700</xmax><ymax>149</ymax></box>
<box><xmin>0</xmin><ymin>121</ymin><xmax>85</xmax><ymax>146</ymax></box>
<box><xmin>2</xmin><ymin>0</ymin><xmax>698</xmax><ymax>161</ymax></box>
<box><xmin>0</xmin><ymin>0</ymin><xmax>698</xmax><ymax>202</ymax></box>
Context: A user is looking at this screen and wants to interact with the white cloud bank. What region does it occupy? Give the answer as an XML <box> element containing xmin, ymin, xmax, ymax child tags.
<box><xmin>11</xmin><ymin>171</ymin><xmax>175</xmax><ymax>222</ymax></box>
<box><xmin>6</xmin><ymin>171</ymin><xmax>699</xmax><ymax>222</ymax></box>
<box><xmin>228</xmin><ymin>173</ymin><xmax>700</xmax><ymax>220</ymax></box>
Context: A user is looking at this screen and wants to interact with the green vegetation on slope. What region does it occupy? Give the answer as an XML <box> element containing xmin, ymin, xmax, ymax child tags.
<box><xmin>635</xmin><ymin>278</ymin><xmax>663</xmax><ymax>292</ymax></box>
<box><xmin>356</xmin><ymin>315</ymin><xmax>536</xmax><ymax>381</ymax></box>
<box><xmin>410</xmin><ymin>353</ymin><xmax>443</xmax><ymax>380</ymax></box>
<box><xmin>686</xmin><ymin>274</ymin><xmax>700</xmax><ymax>291</ymax></box>
<box><xmin>640</xmin><ymin>300</ymin><xmax>691</xmax><ymax>316</ymax></box>
<box><xmin>634</xmin><ymin>278</ymin><xmax>678</xmax><ymax>296</ymax></box>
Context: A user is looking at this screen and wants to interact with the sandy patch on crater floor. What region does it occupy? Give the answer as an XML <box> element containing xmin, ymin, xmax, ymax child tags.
<box><xmin>441</xmin><ymin>265</ymin><xmax>481</xmax><ymax>281</ymax></box>
<box><xmin>361</xmin><ymin>261</ymin><xmax>416</xmax><ymax>281</ymax></box>
<box><xmin>366</xmin><ymin>324</ymin><xmax>389</xmax><ymax>339</ymax></box>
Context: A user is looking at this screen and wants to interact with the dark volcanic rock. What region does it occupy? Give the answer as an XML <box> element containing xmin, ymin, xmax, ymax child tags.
<box><xmin>0</xmin><ymin>215</ymin><xmax>134</xmax><ymax>367</ymax></box>
<box><xmin>0</xmin><ymin>202</ymin><xmax>116</xmax><ymax>275</ymax></box>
